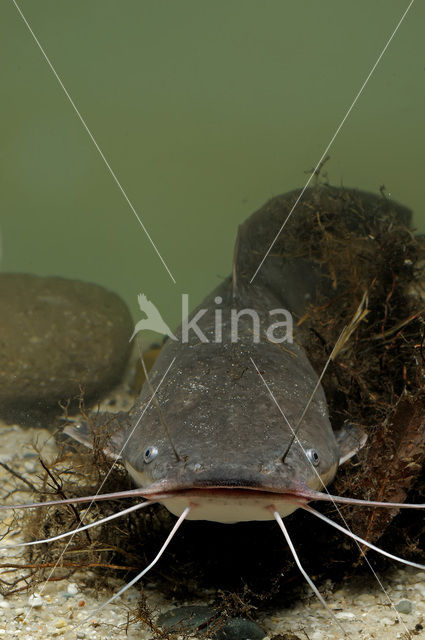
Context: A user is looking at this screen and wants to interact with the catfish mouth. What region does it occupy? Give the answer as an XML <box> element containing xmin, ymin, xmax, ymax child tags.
<box><xmin>137</xmin><ymin>477</ymin><xmax>318</xmax><ymax>504</ymax></box>
<box><xmin>124</xmin><ymin>458</ymin><xmax>336</xmax><ymax>504</ymax></box>
<box><xmin>123</xmin><ymin>461</ymin><xmax>337</xmax><ymax>521</ymax></box>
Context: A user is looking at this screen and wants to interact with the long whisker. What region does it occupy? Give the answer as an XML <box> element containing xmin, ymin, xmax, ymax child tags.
<box><xmin>254</xmin><ymin>359</ymin><xmax>413</xmax><ymax>636</ymax></box>
<box><xmin>302</xmin><ymin>504</ymin><xmax>425</xmax><ymax>570</ymax></box>
<box><xmin>300</xmin><ymin>488</ymin><xmax>425</xmax><ymax>510</ymax></box>
<box><xmin>19</xmin><ymin>357</ymin><xmax>175</xmax><ymax>626</ymax></box>
<box><xmin>0</xmin><ymin>489</ymin><xmax>163</xmax><ymax>511</ymax></box>
<box><xmin>272</xmin><ymin>509</ymin><xmax>348</xmax><ymax>637</ymax></box>
<box><xmin>77</xmin><ymin>505</ymin><xmax>191</xmax><ymax>628</ymax></box>
<box><xmin>0</xmin><ymin>501</ymin><xmax>152</xmax><ymax>549</ymax></box>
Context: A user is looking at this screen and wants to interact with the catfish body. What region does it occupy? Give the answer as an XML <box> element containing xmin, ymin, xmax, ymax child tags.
<box><xmin>69</xmin><ymin>185</ymin><xmax>413</xmax><ymax>523</ymax></box>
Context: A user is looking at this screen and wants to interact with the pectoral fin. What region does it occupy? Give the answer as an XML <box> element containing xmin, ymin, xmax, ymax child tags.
<box><xmin>335</xmin><ymin>422</ymin><xmax>368</xmax><ymax>465</ymax></box>
<box><xmin>64</xmin><ymin>411</ymin><xmax>129</xmax><ymax>460</ymax></box>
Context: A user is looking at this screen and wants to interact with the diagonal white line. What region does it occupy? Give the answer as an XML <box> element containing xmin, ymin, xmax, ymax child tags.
<box><xmin>250</xmin><ymin>0</ymin><xmax>415</xmax><ymax>284</ymax></box>
<box><xmin>77</xmin><ymin>505</ymin><xmax>191</xmax><ymax>626</ymax></box>
<box><xmin>273</xmin><ymin>510</ymin><xmax>347</xmax><ymax>636</ymax></box>
<box><xmin>250</xmin><ymin>356</ymin><xmax>413</xmax><ymax>638</ymax></box>
<box><xmin>12</xmin><ymin>0</ymin><xmax>176</xmax><ymax>284</ymax></box>
<box><xmin>22</xmin><ymin>355</ymin><xmax>176</xmax><ymax>623</ymax></box>
<box><xmin>3</xmin><ymin>501</ymin><xmax>152</xmax><ymax>548</ymax></box>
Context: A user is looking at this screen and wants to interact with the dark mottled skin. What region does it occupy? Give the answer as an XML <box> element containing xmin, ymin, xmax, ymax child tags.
<box><xmin>122</xmin><ymin>187</ymin><xmax>356</xmax><ymax>504</ymax></box>
<box><xmin>124</xmin><ymin>274</ymin><xmax>338</xmax><ymax>500</ymax></box>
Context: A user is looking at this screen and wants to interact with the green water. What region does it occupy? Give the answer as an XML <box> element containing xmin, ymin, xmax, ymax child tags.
<box><xmin>1</xmin><ymin>0</ymin><xmax>424</xmax><ymax>344</ymax></box>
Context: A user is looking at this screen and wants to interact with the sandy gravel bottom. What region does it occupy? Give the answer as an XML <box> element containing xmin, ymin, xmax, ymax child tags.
<box><xmin>1</xmin><ymin>421</ymin><xmax>424</xmax><ymax>640</ymax></box>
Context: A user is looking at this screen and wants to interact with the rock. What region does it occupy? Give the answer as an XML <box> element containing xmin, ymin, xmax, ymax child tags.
<box><xmin>0</xmin><ymin>274</ymin><xmax>133</xmax><ymax>417</ymax></box>
<box><xmin>28</xmin><ymin>593</ymin><xmax>44</xmax><ymax>607</ymax></box>
<box><xmin>66</xmin><ymin>582</ymin><xmax>79</xmax><ymax>596</ymax></box>
<box><xmin>158</xmin><ymin>605</ymin><xmax>215</xmax><ymax>632</ymax></box>
<box><xmin>158</xmin><ymin>605</ymin><xmax>265</xmax><ymax>639</ymax></box>
<box><xmin>214</xmin><ymin>617</ymin><xmax>265</xmax><ymax>640</ymax></box>
<box><xmin>395</xmin><ymin>599</ymin><xmax>413</xmax><ymax>614</ymax></box>
<box><xmin>334</xmin><ymin>611</ymin><xmax>356</xmax><ymax>620</ymax></box>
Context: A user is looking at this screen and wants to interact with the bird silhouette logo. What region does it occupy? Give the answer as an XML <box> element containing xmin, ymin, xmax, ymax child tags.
<box><xmin>129</xmin><ymin>294</ymin><xmax>178</xmax><ymax>342</ymax></box>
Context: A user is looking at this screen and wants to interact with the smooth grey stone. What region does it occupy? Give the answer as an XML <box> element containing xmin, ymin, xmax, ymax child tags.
<box><xmin>395</xmin><ymin>599</ymin><xmax>413</xmax><ymax>614</ymax></box>
<box><xmin>158</xmin><ymin>605</ymin><xmax>215</xmax><ymax>631</ymax></box>
<box><xmin>214</xmin><ymin>617</ymin><xmax>265</xmax><ymax>640</ymax></box>
<box><xmin>158</xmin><ymin>606</ymin><xmax>266</xmax><ymax>639</ymax></box>
<box><xmin>0</xmin><ymin>273</ymin><xmax>133</xmax><ymax>415</ymax></box>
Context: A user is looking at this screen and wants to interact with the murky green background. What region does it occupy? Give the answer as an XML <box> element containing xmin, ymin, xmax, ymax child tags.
<box><xmin>1</xmin><ymin>0</ymin><xmax>423</xmax><ymax>346</ymax></box>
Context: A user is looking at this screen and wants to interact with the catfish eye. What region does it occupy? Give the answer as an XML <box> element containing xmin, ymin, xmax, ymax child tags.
<box><xmin>143</xmin><ymin>446</ymin><xmax>158</xmax><ymax>463</ymax></box>
<box><xmin>306</xmin><ymin>448</ymin><xmax>320</xmax><ymax>466</ymax></box>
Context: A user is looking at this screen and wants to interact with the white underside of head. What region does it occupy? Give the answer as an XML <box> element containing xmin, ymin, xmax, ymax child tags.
<box><xmin>162</xmin><ymin>493</ymin><xmax>297</xmax><ymax>522</ymax></box>
<box><xmin>124</xmin><ymin>459</ymin><xmax>338</xmax><ymax>523</ymax></box>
